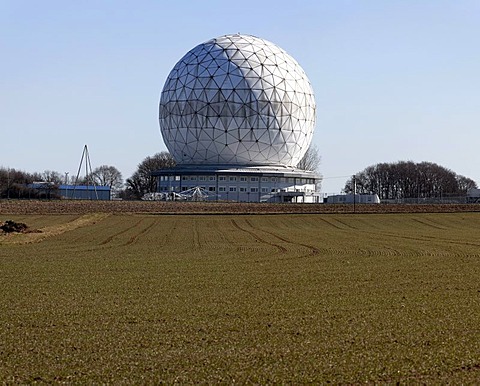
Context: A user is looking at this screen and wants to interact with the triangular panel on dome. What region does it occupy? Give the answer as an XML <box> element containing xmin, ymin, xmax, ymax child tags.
<box><xmin>197</xmin><ymin>60</ymin><xmax>214</xmax><ymax>75</ymax></box>
<box><xmin>230</xmin><ymin>49</ymin><xmax>247</xmax><ymax>61</ymax></box>
<box><xmin>249</xmin><ymin>143</ymin><xmax>267</xmax><ymax>162</ymax></box>
<box><xmin>229</xmin><ymin>73</ymin><xmax>246</xmax><ymax>89</ymax></box>
<box><xmin>176</xmin><ymin>86</ymin><xmax>189</xmax><ymax>101</ymax></box>
<box><xmin>211</xmin><ymin>73</ymin><xmax>227</xmax><ymax>89</ymax></box>
<box><xmin>204</xmin><ymin>86</ymin><xmax>218</xmax><ymax>103</ymax></box>
<box><xmin>214</xmin><ymin>59</ymin><xmax>228</xmax><ymax>73</ymax></box>
<box><xmin>189</xmin><ymin>86</ymin><xmax>204</xmax><ymax>100</ymax></box>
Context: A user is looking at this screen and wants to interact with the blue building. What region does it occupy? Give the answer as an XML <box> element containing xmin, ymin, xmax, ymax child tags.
<box><xmin>26</xmin><ymin>183</ymin><xmax>110</xmax><ymax>200</ymax></box>
<box><xmin>58</xmin><ymin>185</ymin><xmax>111</xmax><ymax>200</ymax></box>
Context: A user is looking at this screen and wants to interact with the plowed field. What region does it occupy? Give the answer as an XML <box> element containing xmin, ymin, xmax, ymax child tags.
<box><xmin>1</xmin><ymin>199</ymin><xmax>479</xmax><ymax>214</ymax></box>
<box><xmin>1</xmin><ymin>210</ymin><xmax>480</xmax><ymax>383</ymax></box>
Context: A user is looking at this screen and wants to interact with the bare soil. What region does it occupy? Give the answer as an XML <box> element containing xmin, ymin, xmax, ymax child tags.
<box><xmin>1</xmin><ymin>199</ymin><xmax>479</xmax><ymax>215</ymax></box>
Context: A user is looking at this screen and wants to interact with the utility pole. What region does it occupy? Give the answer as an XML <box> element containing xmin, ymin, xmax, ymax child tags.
<box><xmin>353</xmin><ymin>174</ymin><xmax>356</xmax><ymax>213</ymax></box>
<box><xmin>7</xmin><ymin>168</ymin><xmax>10</xmax><ymax>199</ymax></box>
<box><xmin>64</xmin><ymin>172</ymin><xmax>69</xmax><ymax>198</ymax></box>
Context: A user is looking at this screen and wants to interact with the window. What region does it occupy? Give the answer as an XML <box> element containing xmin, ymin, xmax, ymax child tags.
<box><xmin>182</xmin><ymin>176</ymin><xmax>188</xmax><ymax>181</ymax></box>
<box><xmin>208</xmin><ymin>187</ymin><xmax>216</xmax><ymax>192</ymax></box>
<box><xmin>240</xmin><ymin>177</ymin><xmax>247</xmax><ymax>182</ymax></box>
<box><xmin>229</xmin><ymin>187</ymin><xmax>237</xmax><ymax>192</ymax></box>
<box><xmin>199</xmin><ymin>176</ymin><xmax>206</xmax><ymax>181</ymax></box>
<box><xmin>251</xmin><ymin>177</ymin><xmax>259</xmax><ymax>182</ymax></box>
<box><xmin>209</xmin><ymin>176</ymin><xmax>216</xmax><ymax>181</ymax></box>
<box><xmin>250</xmin><ymin>187</ymin><xmax>258</xmax><ymax>193</ymax></box>
<box><xmin>261</xmin><ymin>177</ymin><xmax>268</xmax><ymax>182</ymax></box>
<box><xmin>229</xmin><ymin>176</ymin><xmax>237</xmax><ymax>182</ymax></box>
<box><xmin>261</xmin><ymin>187</ymin><xmax>269</xmax><ymax>193</ymax></box>
<box><xmin>240</xmin><ymin>187</ymin><xmax>247</xmax><ymax>192</ymax></box>
<box><xmin>219</xmin><ymin>186</ymin><xmax>226</xmax><ymax>192</ymax></box>
<box><xmin>271</xmin><ymin>188</ymin><xmax>278</xmax><ymax>192</ymax></box>
<box><xmin>190</xmin><ymin>176</ymin><xmax>197</xmax><ymax>181</ymax></box>
<box><xmin>219</xmin><ymin>176</ymin><xmax>226</xmax><ymax>181</ymax></box>
<box><xmin>271</xmin><ymin>177</ymin><xmax>277</xmax><ymax>182</ymax></box>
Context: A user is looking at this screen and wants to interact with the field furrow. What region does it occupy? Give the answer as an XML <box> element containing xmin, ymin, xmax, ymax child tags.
<box><xmin>99</xmin><ymin>217</ymin><xmax>144</xmax><ymax>246</ymax></box>
<box><xmin>124</xmin><ymin>217</ymin><xmax>160</xmax><ymax>246</ymax></box>
<box><xmin>231</xmin><ymin>218</ymin><xmax>287</xmax><ymax>254</ymax></box>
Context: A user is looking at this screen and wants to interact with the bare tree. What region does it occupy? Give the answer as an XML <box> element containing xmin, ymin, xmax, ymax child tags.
<box><xmin>296</xmin><ymin>144</ymin><xmax>321</xmax><ymax>172</ymax></box>
<box><xmin>344</xmin><ymin>161</ymin><xmax>478</xmax><ymax>200</ymax></box>
<box><xmin>296</xmin><ymin>144</ymin><xmax>323</xmax><ymax>190</ymax></box>
<box><xmin>42</xmin><ymin>170</ymin><xmax>64</xmax><ymax>184</ymax></box>
<box><xmin>1</xmin><ymin>168</ymin><xmax>31</xmax><ymax>198</ymax></box>
<box><xmin>125</xmin><ymin>152</ymin><xmax>176</xmax><ymax>199</ymax></box>
<box><xmin>0</xmin><ymin>167</ymin><xmax>61</xmax><ymax>199</ymax></box>
<box><xmin>92</xmin><ymin>165</ymin><xmax>123</xmax><ymax>191</ymax></box>
<box><xmin>456</xmin><ymin>175</ymin><xmax>477</xmax><ymax>194</ymax></box>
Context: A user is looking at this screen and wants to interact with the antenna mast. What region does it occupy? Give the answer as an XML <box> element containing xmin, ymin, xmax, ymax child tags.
<box><xmin>72</xmin><ymin>145</ymin><xmax>99</xmax><ymax>200</ymax></box>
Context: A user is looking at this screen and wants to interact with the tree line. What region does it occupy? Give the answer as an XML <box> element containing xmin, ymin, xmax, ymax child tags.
<box><xmin>0</xmin><ymin>155</ymin><xmax>172</xmax><ymax>200</ymax></box>
<box><xmin>7</xmin><ymin>151</ymin><xmax>475</xmax><ymax>202</ymax></box>
<box><xmin>344</xmin><ymin>161</ymin><xmax>477</xmax><ymax>200</ymax></box>
<box><xmin>0</xmin><ymin>166</ymin><xmax>123</xmax><ymax>199</ymax></box>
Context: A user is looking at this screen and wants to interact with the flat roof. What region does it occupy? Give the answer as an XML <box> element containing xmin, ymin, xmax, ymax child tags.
<box><xmin>152</xmin><ymin>164</ymin><xmax>319</xmax><ymax>179</ymax></box>
<box><xmin>58</xmin><ymin>185</ymin><xmax>110</xmax><ymax>191</ymax></box>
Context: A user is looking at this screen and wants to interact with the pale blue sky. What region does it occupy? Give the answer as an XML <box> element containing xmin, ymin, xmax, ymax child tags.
<box><xmin>1</xmin><ymin>0</ymin><xmax>479</xmax><ymax>193</ymax></box>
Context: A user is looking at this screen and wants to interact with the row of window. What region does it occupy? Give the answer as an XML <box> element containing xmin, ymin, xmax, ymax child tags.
<box><xmin>158</xmin><ymin>175</ymin><xmax>315</xmax><ymax>184</ymax></box>
<box><xmin>159</xmin><ymin>186</ymin><xmax>302</xmax><ymax>193</ymax></box>
<box><xmin>218</xmin><ymin>187</ymin><xmax>278</xmax><ymax>193</ymax></box>
<box><xmin>159</xmin><ymin>185</ymin><xmax>314</xmax><ymax>193</ymax></box>
<box><xmin>178</xmin><ymin>176</ymin><xmax>264</xmax><ymax>182</ymax></box>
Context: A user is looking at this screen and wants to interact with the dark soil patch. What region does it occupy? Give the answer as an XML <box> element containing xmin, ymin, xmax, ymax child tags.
<box><xmin>0</xmin><ymin>220</ymin><xmax>34</xmax><ymax>234</ymax></box>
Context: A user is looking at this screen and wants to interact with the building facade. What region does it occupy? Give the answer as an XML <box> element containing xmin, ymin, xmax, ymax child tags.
<box><xmin>154</xmin><ymin>165</ymin><xmax>319</xmax><ymax>203</ymax></box>
<box><xmin>324</xmin><ymin>194</ymin><xmax>380</xmax><ymax>204</ymax></box>
<box><xmin>58</xmin><ymin>185</ymin><xmax>111</xmax><ymax>200</ymax></box>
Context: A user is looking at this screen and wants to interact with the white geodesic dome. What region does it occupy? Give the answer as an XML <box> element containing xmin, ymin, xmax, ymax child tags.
<box><xmin>159</xmin><ymin>34</ymin><xmax>316</xmax><ymax>166</ymax></box>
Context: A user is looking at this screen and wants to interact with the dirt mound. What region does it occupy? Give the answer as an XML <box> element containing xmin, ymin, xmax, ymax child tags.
<box><xmin>1</xmin><ymin>220</ymin><xmax>29</xmax><ymax>233</ymax></box>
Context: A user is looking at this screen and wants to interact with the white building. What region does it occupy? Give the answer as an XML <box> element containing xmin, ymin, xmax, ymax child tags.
<box><xmin>467</xmin><ymin>188</ymin><xmax>480</xmax><ymax>203</ymax></box>
<box><xmin>154</xmin><ymin>165</ymin><xmax>319</xmax><ymax>203</ymax></box>
<box><xmin>324</xmin><ymin>194</ymin><xmax>380</xmax><ymax>204</ymax></box>
<box><xmin>155</xmin><ymin>34</ymin><xmax>320</xmax><ymax>202</ymax></box>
